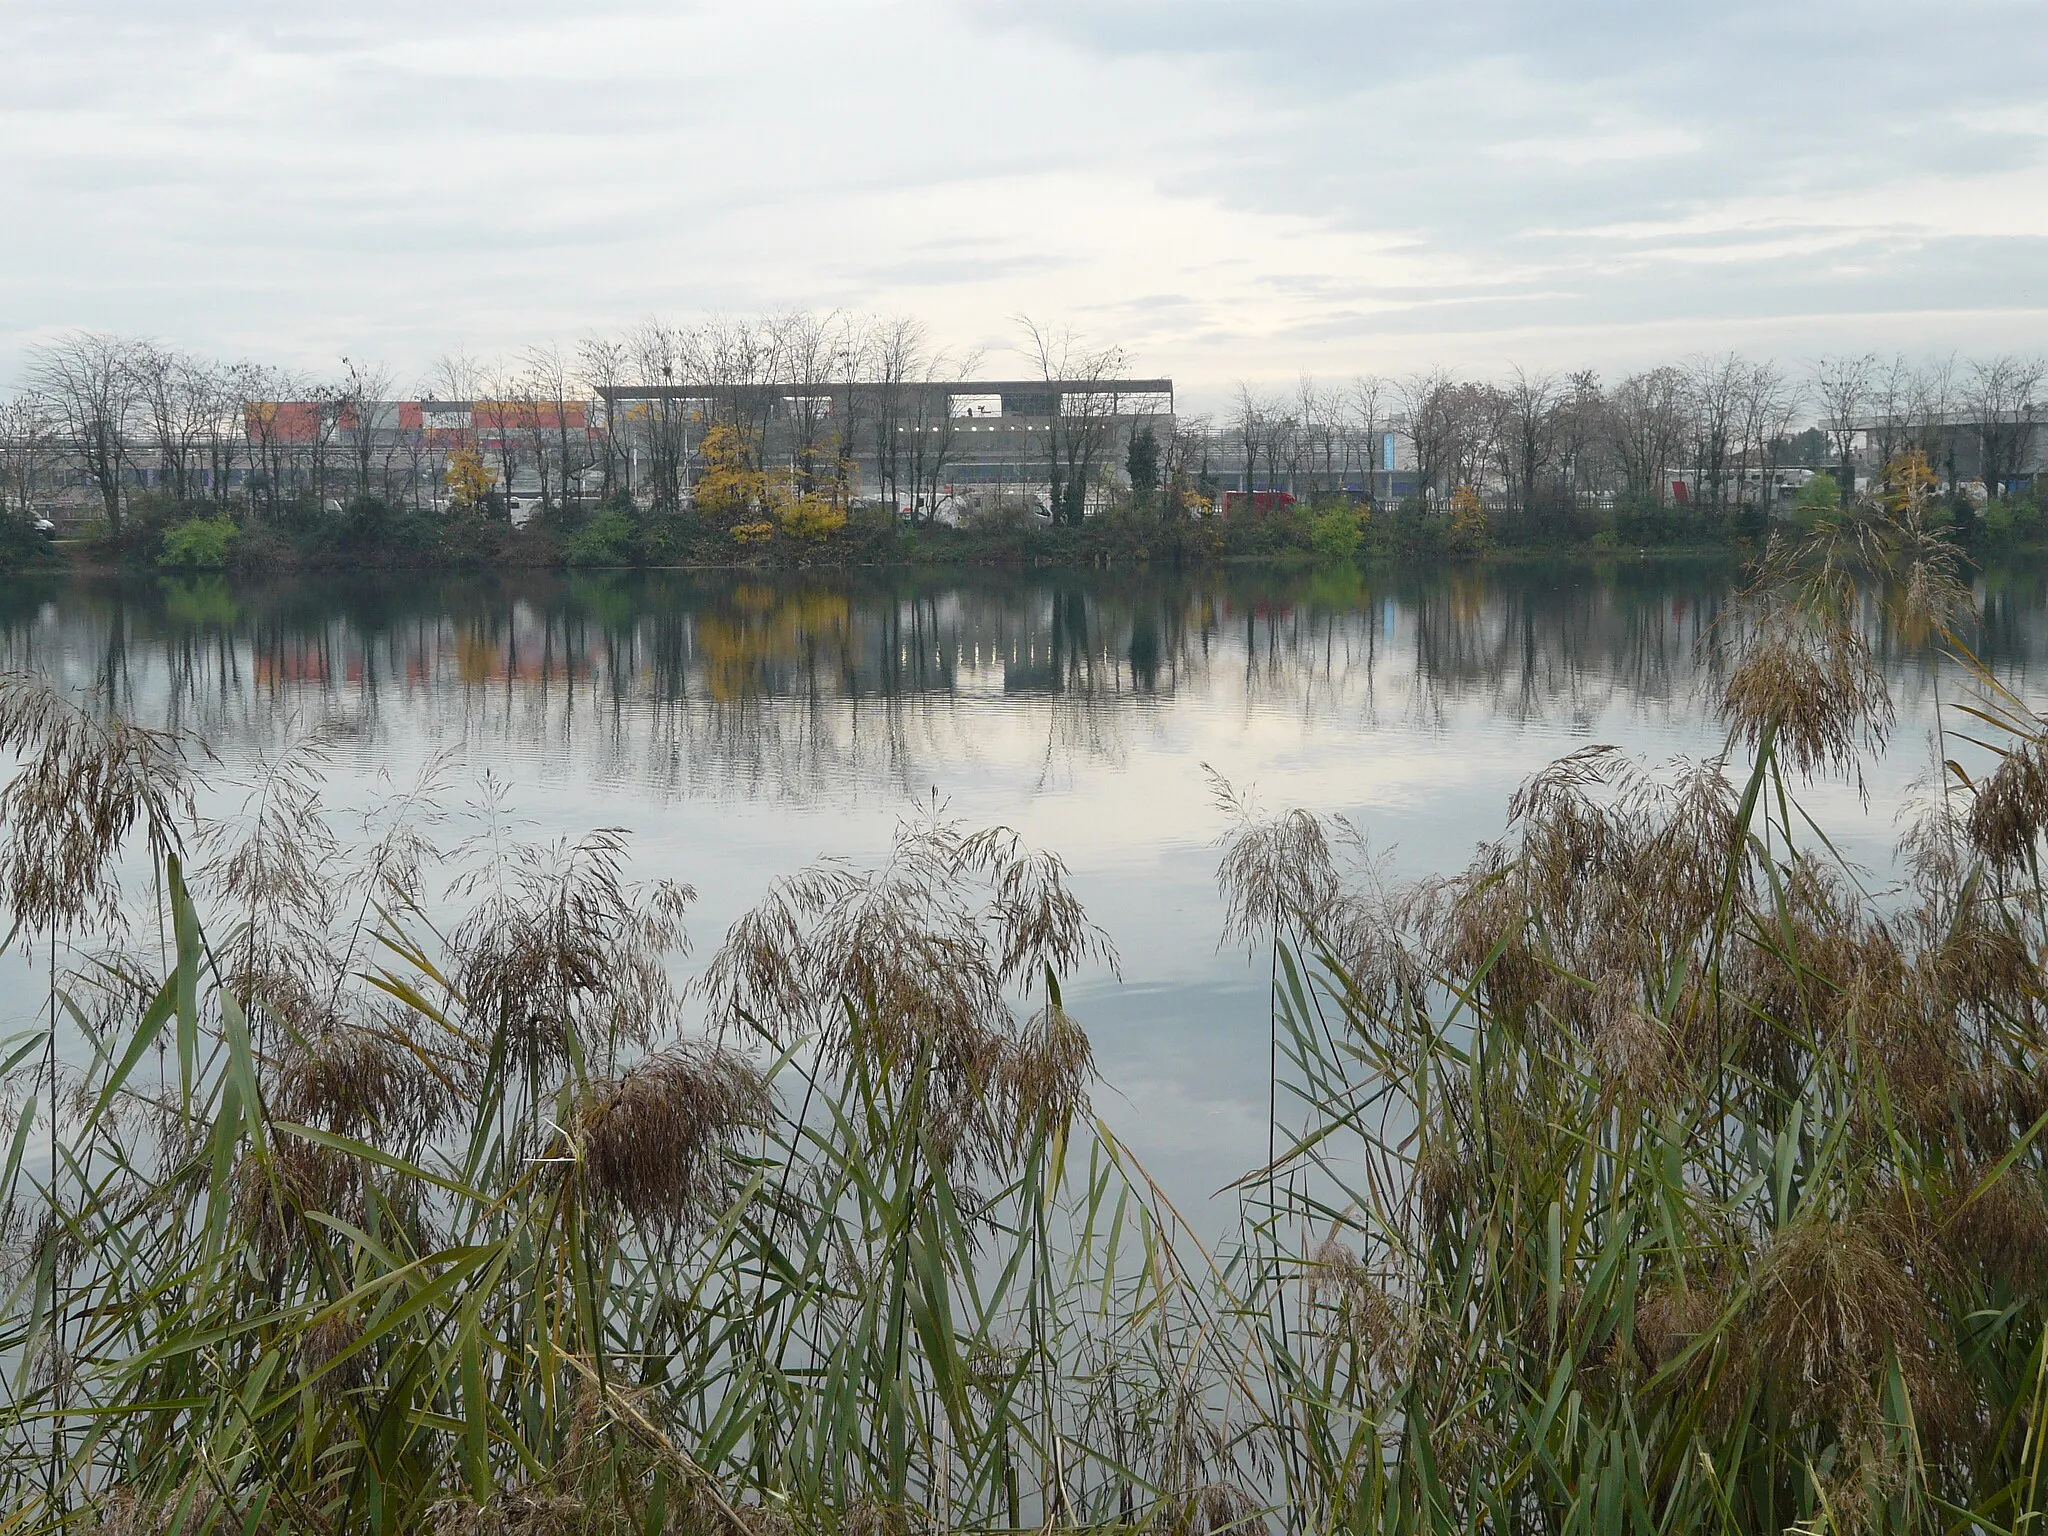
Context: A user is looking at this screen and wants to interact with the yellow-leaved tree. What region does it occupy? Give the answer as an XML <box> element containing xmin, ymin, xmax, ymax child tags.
<box><xmin>445</xmin><ymin>446</ymin><xmax>493</xmax><ymax>511</ymax></box>
<box><xmin>695</xmin><ymin>425</ymin><xmax>770</xmax><ymax>530</ymax></box>
<box><xmin>1883</xmin><ymin>448</ymin><xmax>1938</xmax><ymax>519</ymax></box>
<box><xmin>1449</xmin><ymin>484</ymin><xmax>1488</xmax><ymax>553</ymax></box>
<box><xmin>774</xmin><ymin>451</ymin><xmax>854</xmax><ymax>542</ymax></box>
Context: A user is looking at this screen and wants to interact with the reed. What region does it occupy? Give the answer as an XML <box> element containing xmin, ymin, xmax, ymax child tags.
<box><xmin>0</xmin><ymin>501</ymin><xmax>2041</xmax><ymax>1534</ymax></box>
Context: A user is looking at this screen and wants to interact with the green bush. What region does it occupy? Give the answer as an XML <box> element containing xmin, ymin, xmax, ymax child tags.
<box><xmin>1308</xmin><ymin>505</ymin><xmax>1362</xmax><ymax>562</ymax></box>
<box><xmin>1982</xmin><ymin>495</ymin><xmax>2044</xmax><ymax>544</ymax></box>
<box><xmin>1791</xmin><ymin>472</ymin><xmax>1841</xmax><ymax>525</ymax></box>
<box><xmin>158</xmin><ymin>514</ymin><xmax>239</xmax><ymax>570</ymax></box>
<box><xmin>562</xmin><ymin>509</ymin><xmax>640</xmax><ymax>567</ymax></box>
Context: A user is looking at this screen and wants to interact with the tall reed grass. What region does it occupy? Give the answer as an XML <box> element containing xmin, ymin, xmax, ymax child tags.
<box><xmin>0</xmin><ymin>504</ymin><xmax>2042</xmax><ymax>1534</ymax></box>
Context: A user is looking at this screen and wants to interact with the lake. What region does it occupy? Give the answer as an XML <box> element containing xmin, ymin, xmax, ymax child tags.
<box><xmin>5</xmin><ymin>557</ymin><xmax>2046</xmax><ymax>1208</ymax></box>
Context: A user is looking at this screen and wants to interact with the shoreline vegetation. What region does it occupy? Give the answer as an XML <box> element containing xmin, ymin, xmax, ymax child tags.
<box><xmin>11</xmin><ymin>475</ymin><xmax>2048</xmax><ymax>579</ymax></box>
<box><xmin>1</xmin><ymin>500</ymin><xmax>2047</xmax><ymax>1534</ymax></box>
<box><xmin>5</xmin><ymin>326</ymin><xmax>2043</xmax><ymax>579</ymax></box>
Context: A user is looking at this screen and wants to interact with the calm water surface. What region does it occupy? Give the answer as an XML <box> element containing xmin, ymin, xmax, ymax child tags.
<box><xmin>7</xmin><ymin>559</ymin><xmax>2048</xmax><ymax>1205</ymax></box>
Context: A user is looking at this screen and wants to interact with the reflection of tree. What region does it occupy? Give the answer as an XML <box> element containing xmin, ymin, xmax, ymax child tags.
<box><xmin>696</xmin><ymin>584</ymin><xmax>853</xmax><ymax>703</ymax></box>
<box><xmin>3</xmin><ymin>562</ymin><xmax>2043</xmax><ymax>802</ymax></box>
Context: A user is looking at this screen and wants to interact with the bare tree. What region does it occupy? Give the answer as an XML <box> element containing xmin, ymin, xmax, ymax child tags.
<box><xmin>1969</xmin><ymin>355</ymin><xmax>2045</xmax><ymax>498</ymax></box>
<box><xmin>132</xmin><ymin>343</ymin><xmax>221</xmax><ymax>504</ymax></box>
<box><xmin>511</xmin><ymin>372</ymin><xmax>557</xmax><ymax>512</ymax></box>
<box><xmin>524</xmin><ymin>343</ymin><xmax>595</xmax><ymax>510</ymax></box>
<box><xmin>1605</xmin><ymin>368</ymin><xmax>1687</xmax><ymax>504</ymax></box>
<box><xmin>626</xmin><ymin>321</ymin><xmax>692</xmax><ymax>514</ymax></box>
<box><xmin>196</xmin><ymin>362</ymin><xmax>247</xmax><ymax>506</ymax></box>
<box><xmin>337</xmin><ymin>357</ymin><xmax>397</xmax><ymax>503</ymax></box>
<box><xmin>0</xmin><ymin>391</ymin><xmax>57</xmax><ymax>520</ymax></box>
<box><xmin>1685</xmin><ymin>354</ymin><xmax>1749</xmax><ymax>516</ymax></box>
<box><xmin>576</xmin><ymin>336</ymin><xmax>633</xmax><ymax>505</ymax></box>
<box><xmin>1228</xmin><ymin>384</ymin><xmax>1271</xmax><ymax>497</ymax></box>
<box><xmin>474</xmin><ymin>364</ymin><xmax>527</xmax><ymax>516</ymax></box>
<box><xmin>1017</xmin><ymin>317</ymin><xmax>1127</xmax><ymax>526</ymax></box>
<box><xmin>1261</xmin><ymin>397</ymin><xmax>1298</xmax><ymax>495</ymax></box>
<box><xmin>865</xmin><ymin>315</ymin><xmax>927</xmax><ymax>517</ymax></box>
<box><xmin>1810</xmin><ymin>353</ymin><xmax>1875</xmax><ymax>505</ymax></box>
<box><xmin>1161</xmin><ymin>412</ymin><xmax>1212</xmax><ymax>518</ymax></box>
<box><xmin>1555</xmin><ymin>369</ymin><xmax>1605</xmax><ymax>512</ymax></box>
<box><xmin>1294</xmin><ymin>377</ymin><xmax>1341</xmax><ymax>498</ymax></box>
<box><xmin>393</xmin><ymin>383</ymin><xmax>433</xmax><ymax>513</ymax></box>
<box><xmin>1346</xmin><ymin>376</ymin><xmax>1387</xmax><ymax>501</ymax></box>
<box><xmin>772</xmin><ymin>310</ymin><xmax>856</xmax><ymax>501</ymax></box>
<box><xmin>29</xmin><ymin>332</ymin><xmax>139</xmax><ymax>533</ymax></box>
<box><xmin>1910</xmin><ymin>355</ymin><xmax>1961</xmax><ymax>493</ymax></box>
<box><xmin>1735</xmin><ymin>361</ymin><xmax>1798</xmax><ymax>512</ymax></box>
<box><xmin>1867</xmin><ymin>355</ymin><xmax>1918</xmax><ymax>472</ymax></box>
<box><xmin>693</xmin><ymin>315</ymin><xmax>782</xmax><ymax>460</ymax></box>
<box><xmin>1495</xmin><ymin>366</ymin><xmax>1560</xmax><ymax>520</ymax></box>
<box><xmin>306</xmin><ymin>377</ymin><xmax>348</xmax><ymax>512</ymax></box>
<box><xmin>238</xmin><ymin>364</ymin><xmax>305</xmax><ymax>519</ymax></box>
<box><xmin>1398</xmin><ymin>368</ymin><xmax>1460</xmax><ymax>510</ymax></box>
<box><xmin>901</xmin><ymin>344</ymin><xmax>981</xmax><ymax>526</ymax></box>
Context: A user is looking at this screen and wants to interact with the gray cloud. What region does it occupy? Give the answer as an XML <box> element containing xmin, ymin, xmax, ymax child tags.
<box><xmin>3</xmin><ymin>0</ymin><xmax>2045</xmax><ymax>399</ymax></box>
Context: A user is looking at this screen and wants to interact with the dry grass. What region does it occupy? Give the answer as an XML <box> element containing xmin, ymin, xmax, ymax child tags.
<box><xmin>576</xmin><ymin>1046</ymin><xmax>772</xmax><ymax>1240</ymax></box>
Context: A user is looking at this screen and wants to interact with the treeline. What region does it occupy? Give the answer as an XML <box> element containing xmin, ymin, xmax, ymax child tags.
<box><xmin>1</xmin><ymin>320</ymin><xmax>2043</xmax><ymax>573</ymax></box>
<box><xmin>1213</xmin><ymin>353</ymin><xmax>2046</xmax><ymax>514</ymax></box>
<box><xmin>0</xmin><ymin>317</ymin><xmax>1120</xmax><ymax>534</ymax></box>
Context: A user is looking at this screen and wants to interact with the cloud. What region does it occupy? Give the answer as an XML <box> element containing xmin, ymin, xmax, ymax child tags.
<box><xmin>3</xmin><ymin>0</ymin><xmax>2045</xmax><ymax>401</ymax></box>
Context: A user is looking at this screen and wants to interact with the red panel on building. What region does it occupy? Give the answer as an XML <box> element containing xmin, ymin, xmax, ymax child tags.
<box><xmin>472</xmin><ymin>400</ymin><xmax>589</xmax><ymax>432</ymax></box>
<box><xmin>245</xmin><ymin>401</ymin><xmax>324</xmax><ymax>444</ymax></box>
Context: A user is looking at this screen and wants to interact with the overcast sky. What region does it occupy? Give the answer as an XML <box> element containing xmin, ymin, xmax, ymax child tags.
<box><xmin>5</xmin><ymin>0</ymin><xmax>2047</xmax><ymax>406</ymax></box>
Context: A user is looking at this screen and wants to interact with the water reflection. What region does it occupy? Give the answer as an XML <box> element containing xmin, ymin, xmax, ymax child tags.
<box><xmin>10</xmin><ymin>560</ymin><xmax>2048</xmax><ymax>829</ymax></box>
<box><xmin>8</xmin><ymin>559</ymin><xmax>2048</xmax><ymax>1206</ymax></box>
<box><xmin>0</xmin><ymin>565</ymin><xmax>1755</xmax><ymax>773</ymax></box>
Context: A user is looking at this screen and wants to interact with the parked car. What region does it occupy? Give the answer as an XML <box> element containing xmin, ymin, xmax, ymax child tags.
<box><xmin>31</xmin><ymin>515</ymin><xmax>57</xmax><ymax>536</ymax></box>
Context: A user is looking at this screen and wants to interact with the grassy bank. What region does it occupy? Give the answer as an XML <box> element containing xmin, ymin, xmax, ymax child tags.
<box><xmin>0</xmin><ymin>504</ymin><xmax>2045</xmax><ymax>1533</ymax></box>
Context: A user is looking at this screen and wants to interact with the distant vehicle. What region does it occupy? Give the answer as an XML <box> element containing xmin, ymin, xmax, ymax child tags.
<box><xmin>31</xmin><ymin>515</ymin><xmax>56</xmax><ymax>536</ymax></box>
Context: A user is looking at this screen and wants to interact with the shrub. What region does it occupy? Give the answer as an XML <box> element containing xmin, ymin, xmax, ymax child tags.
<box><xmin>343</xmin><ymin>493</ymin><xmax>395</xmax><ymax>547</ymax></box>
<box><xmin>958</xmin><ymin>491</ymin><xmax>1041</xmax><ymax>535</ymax></box>
<box><xmin>1792</xmin><ymin>471</ymin><xmax>1841</xmax><ymax>524</ymax></box>
<box><xmin>1308</xmin><ymin>505</ymin><xmax>1362</xmax><ymax>562</ymax></box>
<box><xmin>159</xmin><ymin>514</ymin><xmax>239</xmax><ymax>570</ymax></box>
<box><xmin>1448</xmin><ymin>485</ymin><xmax>1488</xmax><ymax>554</ymax></box>
<box><xmin>562</xmin><ymin>509</ymin><xmax>640</xmax><ymax>567</ymax></box>
<box><xmin>775</xmin><ymin>495</ymin><xmax>848</xmax><ymax>542</ymax></box>
<box><xmin>0</xmin><ymin>515</ymin><xmax>57</xmax><ymax>572</ymax></box>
